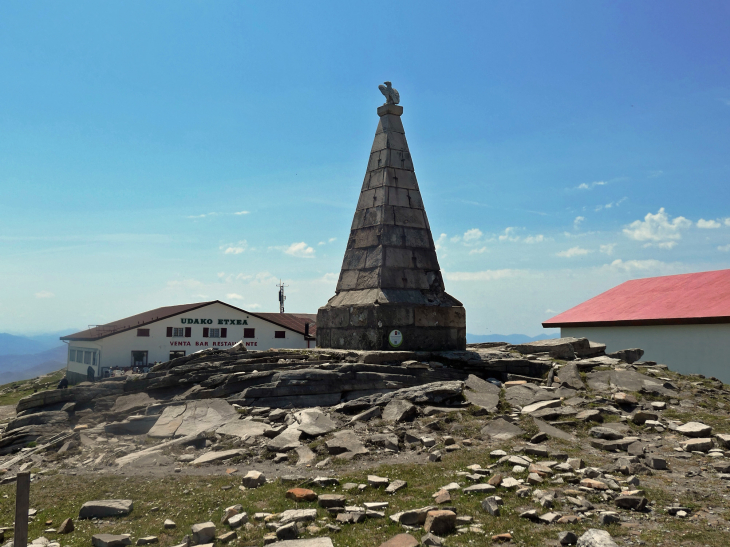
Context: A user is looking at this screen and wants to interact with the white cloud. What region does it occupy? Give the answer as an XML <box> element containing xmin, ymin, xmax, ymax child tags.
<box><xmin>523</xmin><ymin>234</ymin><xmax>546</xmax><ymax>244</ymax></box>
<box><xmin>697</xmin><ymin>219</ymin><xmax>721</xmax><ymax>229</ymax></box>
<box><xmin>320</xmin><ymin>272</ymin><xmax>338</xmax><ymax>283</ymax></box>
<box><xmin>576</xmin><ymin>181</ymin><xmax>607</xmax><ymax>190</ymax></box>
<box><xmin>648</xmin><ymin>170</ymin><xmax>663</xmax><ymax>178</ymax></box>
<box><xmin>599</xmin><ymin>243</ymin><xmax>616</xmax><ymax>255</ymax></box>
<box><xmin>234</xmin><ymin>211</ymin><xmax>249</xmax><ymax>215</ymax></box>
<box><xmin>622</xmin><ymin>208</ymin><xmax>691</xmax><ymax>248</ymax></box>
<box><xmin>35</xmin><ymin>291</ymin><xmax>54</xmax><ymax>298</ymax></box>
<box><xmin>498</xmin><ymin>227</ymin><xmax>520</xmax><ymax>242</ymax></box>
<box><xmin>220</xmin><ymin>240</ymin><xmax>248</xmax><ymax>254</ymax></box>
<box><xmin>435</xmin><ymin>233</ymin><xmax>447</xmax><ymax>251</ymax></box>
<box><xmin>469</xmin><ymin>246</ymin><xmax>488</xmax><ymax>255</ymax></box>
<box><xmin>248</xmin><ymin>303</ymin><xmax>262</xmax><ymax>309</ymax></box>
<box><xmin>574</xmin><ymin>216</ymin><xmax>585</xmax><ymax>229</ymax></box>
<box><xmin>318</xmin><ymin>237</ymin><xmax>337</xmax><ymax>246</ymax></box>
<box><xmin>444</xmin><ymin>269</ymin><xmax>526</xmax><ymax>282</ymax></box>
<box><xmin>226</xmin><ymin>293</ymin><xmax>245</xmax><ymax>300</ymax></box>
<box><xmin>725</xmin><ymin>218</ymin><xmax>730</xmax><ymax>227</ymax></box>
<box><xmin>719</xmin><ymin>244</ymin><xmax>730</xmax><ymax>252</ymax></box>
<box><xmin>463</xmin><ymin>228</ymin><xmax>483</xmax><ymax>242</ymax></box>
<box><xmin>608</xmin><ymin>258</ymin><xmax>668</xmax><ymax>273</ymax></box>
<box><xmin>284</xmin><ymin>242</ymin><xmax>315</xmax><ymax>258</ymax></box>
<box><xmin>556</xmin><ymin>246</ymin><xmax>591</xmax><ymax>258</ymax></box>
<box><xmin>545</xmin><ymin>308</ymin><xmax>557</xmax><ymax>314</ymax></box>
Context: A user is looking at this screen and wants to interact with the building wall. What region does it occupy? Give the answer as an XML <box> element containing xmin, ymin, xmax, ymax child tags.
<box><xmin>561</xmin><ymin>324</ymin><xmax>730</xmax><ymax>382</ymax></box>
<box><xmin>64</xmin><ymin>302</ymin><xmax>311</xmax><ymax>382</ymax></box>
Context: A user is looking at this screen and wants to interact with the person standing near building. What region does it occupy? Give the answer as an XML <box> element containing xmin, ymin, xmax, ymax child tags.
<box><xmin>87</xmin><ymin>365</ymin><xmax>95</xmax><ymax>382</ymax></box>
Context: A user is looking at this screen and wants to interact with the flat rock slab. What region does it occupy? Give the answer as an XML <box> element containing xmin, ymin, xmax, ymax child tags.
<box><xmin>294</xmin><ymin>409</ymin><xmax>337</xmax><ymax>436</ymax></box>
<box><xmin>465</xmin><ymin>374</ymin><xmax>501</xmax><ymax>394</ymax></box>
<box><xmin>191</xmin><ymin>449</ymin><xmax>243</xmax><ymax>465</ymax></box>
<box><xmin>326</xmin><ymin>430</ymin><xmax>368</xmax><ymax>456</ymax></box>
<box><xmin>271</xmin><ymin>539</ymin><xmax>334</xmax><ymax>547</ymax></box>
<box><xmin>586</xmin><ymin>370</ymin><xmax>674</xmax><ymax>397</ymax></box>
<box><xmin>464</xmin><ymin>390</ymin><xmax>499</xmax><ymax>413</ymax></box>
<box><xmin>148</xmin><ymin>400</ymin><xmax>237</xmax><ymax>439</ymax></box>
<box><xmin>378</xmin><ymin>534</ymin><xmax>418</xmax><ymax>547</ymax></box>
<box><xmin>0</xmin><ymin>404</ymin><xmax>16</xmax><ymax>423</ymax></box>
<box><xmin>80</xmin><ymin>500</ymin><xmax>133</xmax><ymax>519</ymax></box>
<box><xmin>577</xmin><ymin>528</ymin><xmax>618</xmax><ymax>547</ymax></box>
<box><xmin>481</xmin><ymin>418</ymin><xmax>524</xmax><ymax>440</ymax></box>
<box><xmin>216</xmin><ymin>419</ymin><xmax>272</xmax><ymax>440</ymax></box>
<box><xmin>505</xmin><ymin>384</ymin><xmax>558</xmax><ymax>408</ymax></box>
<box><xmin>534</xmin><ymin>418</ymin><xmax>577</xmax><ymax>442</ymax></box>
<box><xmin>266</xmin><ymin>426</ymin><xmax>303</xmax><ymax>452</ymax></box>
<box><xmin>109</xmin><ymin>392</ymin><xmax>159</xmax><ymax>416</ymax></box>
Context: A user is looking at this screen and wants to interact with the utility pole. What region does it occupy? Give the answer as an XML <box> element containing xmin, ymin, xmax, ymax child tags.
<box><xmin>277</xmin><ymin>280</ymin><xmax>288</xmax><ymax>313</ymax></box>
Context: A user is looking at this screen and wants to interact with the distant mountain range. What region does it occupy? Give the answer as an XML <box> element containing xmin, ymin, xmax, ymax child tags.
<box><xmin>0</xmin><ymin>330</ymin><xmax>76</xmax><ymax>356</ymax></box>
<box><xmin>466</xmin><ymin>332</ymin><xmax>559</xmax><ymax>345</ymax></box>
<box><xmin>0</xmin><ymin>330</ymin><xmax>76</xmax><ymax>384</ymax></box>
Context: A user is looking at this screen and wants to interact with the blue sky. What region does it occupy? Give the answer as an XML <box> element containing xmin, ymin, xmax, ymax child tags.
<box><xmin>1</xmin><ymin>1</ymin><xmax>729</xmax><ymax>336</ymax></box>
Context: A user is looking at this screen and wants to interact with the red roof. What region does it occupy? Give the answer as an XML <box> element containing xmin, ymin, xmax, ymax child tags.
<box><xmin>62</xmin><ymin>301</ymin><xmax>317</xmax><ymax>341</ymax></box>
<box><xmin>543</xmin><ymin>269</ymin><xmax>730</xmax><ymax>328</ymax></box>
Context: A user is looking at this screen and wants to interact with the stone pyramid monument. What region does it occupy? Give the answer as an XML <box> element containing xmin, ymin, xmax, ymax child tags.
<box><xmin>316</xmin><ymin>83</ymin><xmax>466</xmax><ymax>351</ymax></box>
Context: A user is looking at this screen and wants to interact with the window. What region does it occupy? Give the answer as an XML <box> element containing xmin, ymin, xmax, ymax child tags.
<box><xmin>84</xmin><ymin>351</ymin><xmax>92</xmax><ymax>365</ymax></box>
<box><xmin>170</xmin><ymin>351</ymin><xmax>186</xmax><ymax>359</ymax></box>
<box><xmin>76</xmin><ymin>351</ymin><xmax>84</xmax><ymax>364</ymax></box>
<box><xmin>275</xmin><ymin>331</ymin><xmax>285</xmax><ymax>339</ymax></box>
<box><xmin>131</xmin><ymin>351</ymin><xmax>148</xmax><ymax>368</ymax></box>
<box><xmin>137</xmin><ymin>328</ymin><xmax>150</xmax><ymax>337</ymax></box>
<box><xmin>243</xmin><ymin>328</ymin><xmax>255</xmax><ymax>338</ymax></box>
<box><xmin>174</xmin><ymin>328</ymin><xmax>184</xmax><ymax>337</ymax></box>
<box><xmin>69</xmin><ymin>349</ymin><xmax>76</xmax><ymax>361</ymax></box>
<box><xmin>209</xmin><ymin>328</ymin><xmax>220</xmax><ymax>338</ymax></box>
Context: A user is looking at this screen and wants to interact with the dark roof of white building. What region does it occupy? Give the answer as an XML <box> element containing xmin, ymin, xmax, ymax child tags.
<box><xmin>61</xmin><ymin>300</ymin><xmax>316</xmax><ymax>341</ymax></box>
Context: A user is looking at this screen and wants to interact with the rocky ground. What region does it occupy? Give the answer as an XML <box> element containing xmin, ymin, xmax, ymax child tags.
<box><xmin>1</xmin><ymin>338</ymin><xmax>730</xmax><ymax>547</ymax></box>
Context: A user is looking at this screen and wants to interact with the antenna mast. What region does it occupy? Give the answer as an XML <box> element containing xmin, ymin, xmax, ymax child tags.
<box><xmin>277</xmin><ymin>280</ymin><xmax>288</xmax><ymax>313</ymax></box>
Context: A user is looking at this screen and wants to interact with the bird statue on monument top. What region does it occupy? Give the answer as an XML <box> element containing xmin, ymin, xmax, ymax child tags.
<box><xmin>378</xmin><ymin>81</ymin><xmax>400</xmax><ymax>105</ymax></box>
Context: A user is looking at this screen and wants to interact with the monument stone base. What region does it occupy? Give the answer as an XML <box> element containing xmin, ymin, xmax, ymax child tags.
<box><xmin>317</xmin><ymin>296</ymin><xmax>466</xmax><ymax>351</ymax></box>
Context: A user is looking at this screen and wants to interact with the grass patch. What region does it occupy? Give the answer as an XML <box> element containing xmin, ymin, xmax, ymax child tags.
<box><xmin>0</xmin><ymin>369</ymin><xmax>65</xmax><ymax>407</ymax></box>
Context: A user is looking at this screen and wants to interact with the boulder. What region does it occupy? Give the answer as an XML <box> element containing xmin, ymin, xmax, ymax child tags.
<box><xmin>286</xmin><ymin>488</ymin><xmax>317</xmax><ymax>502</ymax></box>
<box><xmin>79</xmin><ymin>500</ymin><xmax>133</xmax><ymax>519</ymax></box>
<box><xmin>294</xmin><ymin>409</ymin><xmax>337</xmax><ymax>436</ymax></box>
<box><xmin>241</xmin><ymin>470</ymin><xmax>266</xmax><ymax>488</ymax></box>
<box><xmin>423</xmin><ymin>510</ymin><xmax>456</xmax><ymax>535</ymax></box>
<box><xmin>266</xmin><ymin>426</ymin><xmax>303</xmax><ymax>452</ymax></box>
<box><xmin>680</xmin><ymin>438</ymin><xmax>714</xmax><ymax>452</ymax></box>
<box><xmin>607</xmin><ymin>348</ymin><xmax>644</xmax><ymax>364</ymax></box>
<box><xmin>147</xmin><ymin>400</ymin><xmax>237</xmax><ymax>439</ymax></box>
<box><xmin>382</xmin><ymin>400</ymin><xmax>417</xmax><ymax>423</ymax></box>
<box><xmin>325</xmin><ymin>430</ymin><xmax>368</xmax><ymax>456</ymax></box>
<box><xmin>677</xmin><ymin>422</ymin><xmax>712</xmax><ymax>437</ymax></box>
<box><xmin>56</xmin><ymin>518</ymin><xmax>74</xmax><ymax>534</ymax></box>
<box><xmin>191</xmin><ymin>522</ymin><xmax>216</xmax><ymax>545</ymax></box>
<box><xmin>92</xmin><ymin>535</ymin><xmax>132</xmax><ymax>547</ymax></box>
<box><xmin>577</xmin><ymin>529</ymin><xmax>618</xmax><ymax>547</ymax></box>
<box><xmin>558</xmin><ymin>363</ymin><xmax>584</xmax><ymax>390</ymax></box>
<box><xmin>278</xmin><ymin>508</ymin><xmax>318</xmax><ymax>524</ymax></box>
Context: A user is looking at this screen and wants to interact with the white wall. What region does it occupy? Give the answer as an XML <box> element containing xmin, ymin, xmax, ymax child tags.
<box><xmin>562</xmin><ymin>324</ymin><xmax>730</xmax><ymax>382</ymax></box>
<box><xmin>65</xmin><ymin>302</ymin><xmax>312</xmax><ymax>379</ymax></box>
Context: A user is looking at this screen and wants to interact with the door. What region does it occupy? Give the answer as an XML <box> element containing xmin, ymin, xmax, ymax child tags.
<box><xmin>169</xmin><ymin>350</ymin><xmax>186</xmax><ymax>360</ymax></box>
<box><xmin>131</xmin><ymin>351</ymin><xmax>148</xmax><ymax>368</ymax></box>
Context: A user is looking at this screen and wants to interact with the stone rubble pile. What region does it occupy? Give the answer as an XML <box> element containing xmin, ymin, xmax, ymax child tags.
<box><xmin>1</xmin><ymin>336</ymin><xmax>730</xmax><ymax>545</ymax></box>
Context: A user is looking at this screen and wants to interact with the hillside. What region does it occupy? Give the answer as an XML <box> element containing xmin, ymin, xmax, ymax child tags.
<box><xmin>466</xmin><ymin>332</ymin><xmax>559</xmax><ymax>345</ymax></box>
<box><xmin>0</xmin><ymin>345</ymin><xmax>67</xmax><ymax>384</ymax></box>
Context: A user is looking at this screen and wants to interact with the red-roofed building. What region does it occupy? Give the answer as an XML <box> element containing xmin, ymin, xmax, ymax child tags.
<box><xmin>60</xmin><ymin>301</ymin><xmax>316</xmax><ymax>384</ymax></box>
<box><xmin>543</xmin><ymin>269</ymin><xmax>730</xmax><ymax>379</ymax></box>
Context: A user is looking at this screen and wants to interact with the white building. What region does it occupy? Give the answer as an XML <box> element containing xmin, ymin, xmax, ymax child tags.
<box><xmin>543</xmin><ymin>269</ymin><xmax>730</xmax><ymax>381</ymax></box>
<box><xmin>61</xmin><ymin>300</ymin><xmax>316</xmax><ymax>384</ymax></box>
